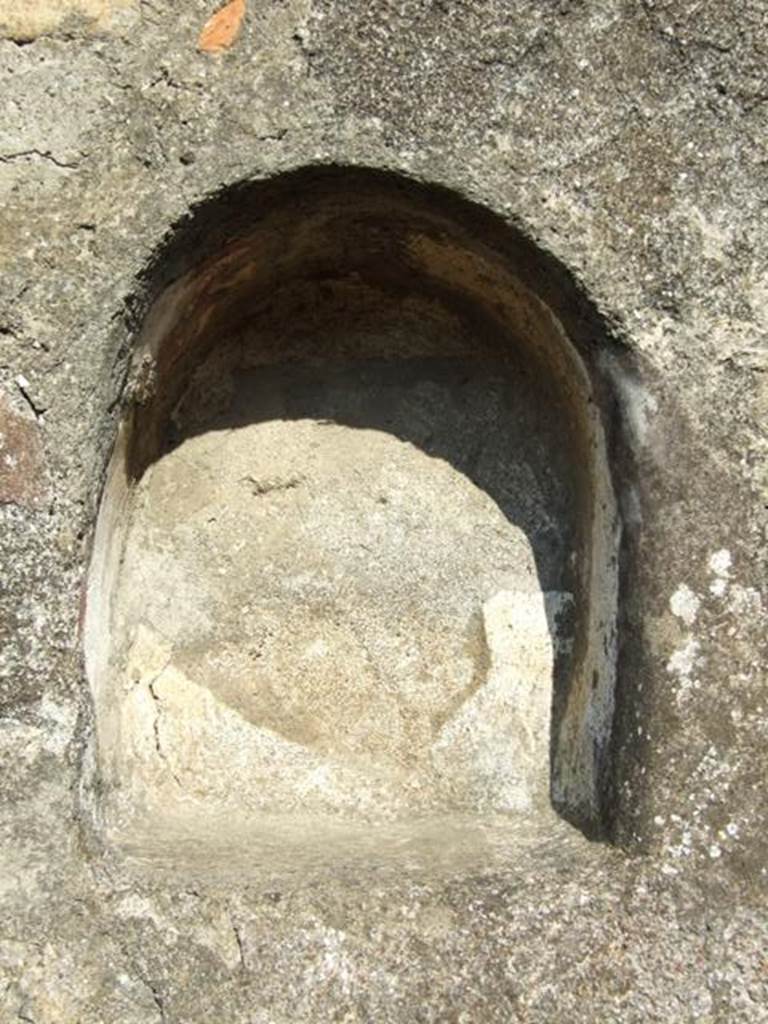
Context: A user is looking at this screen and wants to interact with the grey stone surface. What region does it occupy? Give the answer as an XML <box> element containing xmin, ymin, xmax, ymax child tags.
<box><xmin>0</xmin><ymin>1</ymin><xmax>766</xmax><ymax>1021</ymax></box>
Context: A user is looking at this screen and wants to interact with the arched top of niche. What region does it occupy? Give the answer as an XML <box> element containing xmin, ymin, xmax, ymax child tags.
<box><xmin>85</xmin><ymin>164</ymin><xmax>635</xmax><ymax>857</ymax></box>
<box><xmin>120</xmin><ymin>164</ymin><xmax>627</xmax><ymax>485</ymax></box>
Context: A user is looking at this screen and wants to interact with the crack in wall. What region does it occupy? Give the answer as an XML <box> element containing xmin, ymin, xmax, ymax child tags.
<box><xmin>147</xmin><ymin>679</ymin><xmax>183</xmax><ymax>789</ymax></box>
<box><xmin>228</xmin><ymin>909</ymin><xmax>248</xmax><ymax>971</ymax></box>
<box><xmin>0</xmin><ymin>150</ymin><xmax>78</xmax><ymax>170</ymax></box>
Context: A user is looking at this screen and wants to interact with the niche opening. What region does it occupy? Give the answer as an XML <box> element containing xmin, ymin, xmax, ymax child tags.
<box><xmin>85</xmin><ymin>168</ymin><xmax>622</xmax><ymax>876</ymax></box>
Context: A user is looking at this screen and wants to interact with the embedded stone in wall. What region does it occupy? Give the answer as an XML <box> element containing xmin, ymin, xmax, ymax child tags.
<box><xmin>110</xmin><ymin>405</ymin><xmax>567</xmax><ymax>825</ymax></box>
<box><xmin>0</xmin><ymin>0</ymin><xmax>138</xmax><ymax>42</ymax></box>
<box><xmin>0</xmin><ymin>392</ymin><xmax>47</xmax><ymax>508</ymax></box>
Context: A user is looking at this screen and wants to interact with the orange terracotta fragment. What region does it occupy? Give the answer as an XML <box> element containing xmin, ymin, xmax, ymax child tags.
<box><xmin>197</xmin><ymin>0</ymin><xmax>246</xmax><ymax>54</ymax></box>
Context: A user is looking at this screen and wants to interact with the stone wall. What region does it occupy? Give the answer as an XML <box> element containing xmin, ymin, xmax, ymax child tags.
<box><xmin>0</xmin><ymin>1</ymin><xmax>766</xmax><ymax>1021</ymax></box>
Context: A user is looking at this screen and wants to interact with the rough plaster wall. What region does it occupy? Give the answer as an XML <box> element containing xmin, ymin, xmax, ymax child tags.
<box><xmin>0</xmin><ymin>1</ymin><xmax>766</xmax><ymax>1021</ymax></box>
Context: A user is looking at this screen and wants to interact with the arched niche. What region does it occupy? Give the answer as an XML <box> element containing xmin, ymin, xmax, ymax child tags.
<box><xmin>84</xmin><ymin>166</ymin><xmax>628</xmax><ymax>872</ymax></box>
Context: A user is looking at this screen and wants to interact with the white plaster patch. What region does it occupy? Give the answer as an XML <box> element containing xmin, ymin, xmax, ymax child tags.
<box><xmin>708</xmin><ymin>549</ymin><xmax>732</xmax><ymax>596</ymax></box>
<box><xmin>669</xmin><ymin>584</ymin><xmax>700</xmax><ymax>627</ymax></box>
<box><xmin>709</xmin><ymin>549</ymin><xmax>732</xmax><ymax>578</ymax></box>
<box><xmin>665</xmin><ymin>822</ymin><xmax>695</xmax><ymax>861</ymax></box>
<box><xmin>667</xmin><ymin>637</ymin><xmax>702</xmax><ymax>707</ymax></box>
<box><xmin>727</xmin><ymin>585</ymin><xmax>763</xmax><ymax>620</ymax></box>
<box><xmin>710</xmin><ymin>577</ymin><xmax>728</xmax><ymax>598</ymax></box>
<box><xmin>666</xmin><ymin>638</ymin><xmax>700</xmax><ymax>680</ymax></box>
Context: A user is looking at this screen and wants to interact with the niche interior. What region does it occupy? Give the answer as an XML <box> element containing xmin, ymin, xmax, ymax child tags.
<box><xmin>85</xmin><ymin>167</ymin><xmax>624</xmax><ymax>873</ymax></box>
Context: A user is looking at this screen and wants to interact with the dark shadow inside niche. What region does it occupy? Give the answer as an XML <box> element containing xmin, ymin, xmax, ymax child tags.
<box><xmin>85</xmin><ymin>165</ymin><xmax>635</xmax><ymax>876</ymax></box>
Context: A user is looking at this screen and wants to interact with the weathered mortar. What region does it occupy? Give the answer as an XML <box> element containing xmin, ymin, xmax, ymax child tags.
<box><xmin>0</xmin><ymin>1</ymin><xmax>766</xmax><ymax>1021</ymax></box>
